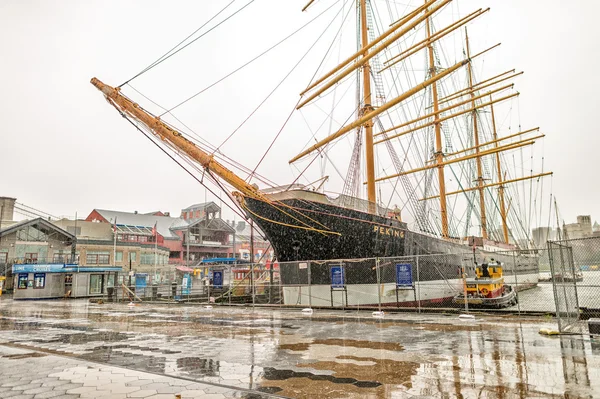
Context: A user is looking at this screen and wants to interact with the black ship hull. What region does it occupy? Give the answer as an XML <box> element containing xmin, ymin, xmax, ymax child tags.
<box><xmin>243</xmin><ymin>192</ymin><xmax>539</xmax><ymax>293</ymax></box>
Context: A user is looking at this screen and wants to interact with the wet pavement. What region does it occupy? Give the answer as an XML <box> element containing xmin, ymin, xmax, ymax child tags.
<box><xmin>0</xmin><ymin>345</ymin><xmax>268</xmax><ymax>398</ymax></box>
<box><xmin>0</xmin><ymin>299</ymin><xmax>599</xmax><ymax>398</ymax></box>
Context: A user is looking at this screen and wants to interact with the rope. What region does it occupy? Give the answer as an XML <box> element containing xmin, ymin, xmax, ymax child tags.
<box><xmin>119</xmin><ymin>0</ymin><xmax>250</xmax><ymax>87</ymax></box>
<box><xmin>116</xmin><ymin>108</ymin><xmax>248</xmax><ymax>221</ymax></box>
<box><xmin>215</xmin><ymin>0</ymin><xmax>350</xmax><ymax>152</ymax></box>
<box><xmin>161</xmin><ymin>0</ymin><xmax>343</xmax><ymax>116</ymax></box>
<box><xmin>241</xmin><ymin>202</ymin><xmax>341</xmax><ymax>236</ymax></box>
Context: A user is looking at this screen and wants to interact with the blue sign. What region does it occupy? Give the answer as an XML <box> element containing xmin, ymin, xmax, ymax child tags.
<box><xmin>12</xmin><ymin>264</ymin><xmax>121</xmax><ymax>274</ymax></box>
<box><xmin>396</xmin><ymin>263</ymin><xmax>413</xmax><ymax>288</ymax></box>
<box><xmin>330</xmin><ymin>265</ymin><xmax>345</xmax><ymax>289</ymax></box>
<box><xmin>213</xmin><ymin>270</ymin><xmax>223</xmax><ymax>289</ymax></box>
<box><xmin>182</xmin><ymin>273</ymin><xmax>192</xmax><ymax>295</ymax></box>
<box><xmin>135</xmin><ymin>274</ymin><xmax>147</xmax><ymax>295</ymax></box>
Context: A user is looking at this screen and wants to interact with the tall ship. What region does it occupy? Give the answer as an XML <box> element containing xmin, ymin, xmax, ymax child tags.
<box><xmin>91</xmin><ymin>0</ymin><xmax>551</xmax><ymax>306</ymax></box>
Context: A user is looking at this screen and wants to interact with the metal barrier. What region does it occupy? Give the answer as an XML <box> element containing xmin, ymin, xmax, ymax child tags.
<box><xmin>97</xmin><ymin>240</ymin><xmax>600</xmax><ymax>324</ymax></box>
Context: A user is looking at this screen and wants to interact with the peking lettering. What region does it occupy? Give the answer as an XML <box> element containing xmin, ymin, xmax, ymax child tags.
<box><xmin>373</xmin><ymin>225</ymin><xmax>405</xmax><ymax>238</ymax></box>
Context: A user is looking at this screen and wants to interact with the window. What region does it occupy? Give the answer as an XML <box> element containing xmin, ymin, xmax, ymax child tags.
<box><xmin>89</xmin><ymin>274</ymin><xmax>104</xmax><ymax>294</ymax></box>
<box><xmin>33</xmin><ymin>273</ymin><xmax>46</xmax><ymax>289</ymax></box>
<box><xmin>18</xmin><ymin>274</ymin><xmax>28</xmax><ymax>289</ymax></box>
<box><xmin>24</xmin><ymin>253</ymin><xmax>38</xmax><ymax>264</ymax></box>
<box><xmin>17</xmin><ymin>226</ymin><xmax>47</xmax><ymax>242</ymax></box>
<box><xmin>129</xmin><ymin>252</ymin><xmax>136</xmax><ymax>262</ymax></box>
<box><xmin>139</xmin><ymin>236</ymin><xmax>148</xmax><ymax>242</ymax></box>
<box><xmin>0</xmin><ymin>252</ymin><xmax>7</xmax><ymax>264</ymax></box>
<box><xmin>115</xmin><ymin>251</ymin><xmax>123</xmax><ymax>262</ymax></box>
<box><xmin>141</xmin><ymin>253</ymin><xmax>155</xmax><ymax>265</ymax></box>
<box><xmin>86</xmin><ymin>251</ymin><xmax>110</xmax><ymax>265</ymax></box>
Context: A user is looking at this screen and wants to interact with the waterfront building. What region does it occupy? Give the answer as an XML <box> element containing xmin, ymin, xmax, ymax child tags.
<box><xmin>564</xmin><ymin>215</ymin><xmax>593</xmax><ymax>239</ymax></box>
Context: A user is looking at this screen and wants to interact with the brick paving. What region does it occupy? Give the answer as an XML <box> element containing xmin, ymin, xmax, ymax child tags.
<box><xmin>0</xmin><ymin>346</ymin><xmax>274</xmax><ymax>399</ymax></box>
<box><xmin>1</xmin><ymin>299</ymin><xmax>599</xmax><ymax>398</ymax></box>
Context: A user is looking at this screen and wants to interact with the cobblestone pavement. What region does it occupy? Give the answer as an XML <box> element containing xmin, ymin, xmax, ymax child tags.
<box><xmin>0</xmin><ymin>299</ymin><xmax>599</xmax><ymax>398</ymax></box>
<box><xmin>0</xmin><ymin>346</ymin><xmax>275</xmax><ymax>399</ymax></box>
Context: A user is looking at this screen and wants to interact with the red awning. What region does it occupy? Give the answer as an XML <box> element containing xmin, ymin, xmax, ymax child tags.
<box><xmin>176</xmin><ymin>266</ymin><xmax>194</xmax><ymax>273</ymax></box>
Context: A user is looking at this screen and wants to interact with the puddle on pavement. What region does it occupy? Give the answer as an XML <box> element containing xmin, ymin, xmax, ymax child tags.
<box><xmin>280</xmin><ymin>338</ymin><xmax>404</xmax><ymax>352</ymax></box>
<box><xmin>176</xmin><ymin>357</ymin><xmax>221</xmax><ymax>377</ymax></box>
<box><xmin>3</xmin><ymin>302</ymin><xmax>600</xmax><ymax>399</ymax></box>
<box><xmin>2</xmin><ymin>352</ymin><xmax>47</xmax><ymax>359</ymax></box>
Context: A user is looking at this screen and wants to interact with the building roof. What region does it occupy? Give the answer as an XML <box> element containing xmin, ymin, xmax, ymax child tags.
<box><xmin>0</xmin><ymin>217</ymin><xmax>75</xmax><ymax>241</ymax></box>
<box><xmin>181</xmin><ymin>201</ymin><xmax>220</xmax><ymax>213</ymax></box>
<box><xmin>227</xmin><ymin>220</ymin><xmax>267</xmax><ymax>242</ymax></box>
<box><xmin>90</xmin><ymin>209</ymin><xmax>185</xmax><ymax>240</ymax></box>
<box><xmin>187</xmin><ymin>217</ymin><xmax>235</xmax><ymax>232</ymax></box>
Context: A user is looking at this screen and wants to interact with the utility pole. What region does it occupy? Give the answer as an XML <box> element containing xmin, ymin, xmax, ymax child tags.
<box><xmin>250</xmin><ymin>219</ymin><xmax>255</xmax><ymax>304</ymax></box>
<box><xmin>0</xmin><ymin>205</ymin><xmax>5</xmax><ymax>279</ymax></box>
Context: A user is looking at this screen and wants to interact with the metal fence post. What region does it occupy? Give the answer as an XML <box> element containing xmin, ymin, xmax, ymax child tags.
<box><xmin>462</xmin><ymin>257</ymin><xmax>469</xmax><ymax>313</ymax></box>
<box><xmin>511</xmin><ymin>252</ymin><xmax>521</xmax><ymax>315</ymax></box>
<box><xmin>308</xmin><ymin>261</ymin><xmax>312</xmax><ymax>309</ymax></box>
<box><xmin>251</xmin><ymin>262</ymin><xmax>255</xmax><ymax>307</ymax></box>
<box><xmin>376</xmin><ymin>257</ymin><xmax>382</xmax><ymax>312</ymax></box>
<box><xmin>206</xmin><ymin>267</ymin><xmax>210</xmax><ymax>304</ymax></box>
<box><xmin>416</xmin><ymin>255</ymin><xmax>421</xmax><ymax>313</ymax></box>
<box><xmin>228</xmin><ymin>267</ymin><xmax>232</xmax><ymax>305</ymax></box>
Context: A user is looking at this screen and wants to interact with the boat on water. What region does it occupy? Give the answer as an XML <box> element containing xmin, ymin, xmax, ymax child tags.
<box><xmin>453</xmin><ymin>260</ymin><xmax>518</xmax><ymax>309</ymax></box>
<box><xmin>91</xmin><ymin>0</ymin><xmax>550</xmax><ymax>306</ymax></box>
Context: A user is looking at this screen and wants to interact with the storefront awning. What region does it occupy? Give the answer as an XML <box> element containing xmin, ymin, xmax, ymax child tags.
<box><xmin>176</xmin><ymin>266</ymin><xmax>194</xmax><ymax>273</ymax></box>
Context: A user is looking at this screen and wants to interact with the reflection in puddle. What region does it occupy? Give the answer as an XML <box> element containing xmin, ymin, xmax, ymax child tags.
<box><xmin>1</xmin><ymin>301</ymin><xmax>600</xmax><ymax>398</ymax></box>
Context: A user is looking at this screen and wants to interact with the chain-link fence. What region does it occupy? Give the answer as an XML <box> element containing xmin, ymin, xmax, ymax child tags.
<box><xmin>95</xmin><ymin>239</ymin><xmax>600</xmax><ymax>321</ymax></box>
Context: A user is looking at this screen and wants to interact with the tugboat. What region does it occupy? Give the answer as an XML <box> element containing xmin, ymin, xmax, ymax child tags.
<box><xmin>453</xmin><ymin>260</ymin><xmax>518</xmax><ymax>309</ymax></box>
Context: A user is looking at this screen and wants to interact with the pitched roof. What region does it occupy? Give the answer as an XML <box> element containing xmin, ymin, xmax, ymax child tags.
<box><xmin>0</xmin><ymin>217</ymin><xmax>75</xmax><ymax>241</ymax></box>
<box><xmin>181</xmin><ymin>201</ymin><xmax>220</xmax><ymax>213</ymax></box>
<box><xmin>91</xmin><ymin>209</ymin><xmax>186</xmax><ymax>239</ymax></box>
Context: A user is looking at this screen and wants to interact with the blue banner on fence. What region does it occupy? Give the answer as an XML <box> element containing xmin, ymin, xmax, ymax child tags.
<box><xmin>330</xmin><ymin>265</ymin><xmax>345</xmax><ymax>289</ymax></box>
<box><xmin>213</xmin><ymin>270</ymin><xmax>223</xmax><ymax>289</ymax></box>
<box><xmin>396</xmin><ymin>263</ymin><xmax>413</xmax><ymax>288</ymax></box>
<box><xmin>135</xmin><ymin>273</ymin><xmax>148</xmax><ymax>295</ymax></box>
<box><xmin>182</xmin><ymin>273</ymin><xmax>192</xmax><ymax>295</ymax></box>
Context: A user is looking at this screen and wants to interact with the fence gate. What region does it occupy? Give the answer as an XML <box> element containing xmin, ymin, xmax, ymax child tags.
<box><xmin>547</xmin><ymin>241</ymin><xmax>580</xmax><ymax>332</ymax></box>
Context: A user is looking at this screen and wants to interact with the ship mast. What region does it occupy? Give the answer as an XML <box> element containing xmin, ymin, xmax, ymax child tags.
<box><xmin>360</xmin><ymin>0</ymin><xmax>377</xmax><ymax>208</ymax></box>
<box><xmin>90</xmin><ymin>78</ymin><xmax>263</xmax><ymax>200</ymax></box>
<box><xmin>465</xmin><ymin>28</ymin><xmax>488</xmax><ymax>239</ymax></box>
<box><xmin>425</xmin><ymin>1</ymin><xmax>449</xmax><ymax>238</ymax></box>
<box><xmin>489</xmin><ymin>95</ymin><xmax>510</xmax><ymax>243</ymax></box>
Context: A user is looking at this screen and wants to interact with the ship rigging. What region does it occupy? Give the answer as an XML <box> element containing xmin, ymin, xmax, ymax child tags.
<box><xmin>91</xmin><ymin>0</ymin><xmax>553</xmax><ymax>259</ymax></box>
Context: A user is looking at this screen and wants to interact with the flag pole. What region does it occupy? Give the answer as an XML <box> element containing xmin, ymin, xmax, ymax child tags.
<box><xmin>113</xmin><ymin>217</ymin><xmax>117</xmax><ymax>267</ymax></box>
<box><xmin>153</xmin><ymin>221</ymin><xmax>157</xmax><ymax>284</ymax></box>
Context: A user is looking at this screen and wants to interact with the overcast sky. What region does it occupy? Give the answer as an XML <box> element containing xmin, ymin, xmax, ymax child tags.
<box><xmin>1</xmin><ymin>0</ymin><xmax>599</xmax><ymax>228</ymax></box>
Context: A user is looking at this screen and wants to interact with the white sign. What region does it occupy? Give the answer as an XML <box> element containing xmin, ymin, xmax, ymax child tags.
<box><xmin>299</xmin><ymin>262</ymin><xmax>308</xmax><ymax>269</ymax></box>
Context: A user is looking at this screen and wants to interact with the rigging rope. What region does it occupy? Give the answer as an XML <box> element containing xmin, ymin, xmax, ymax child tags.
<box><xmin>161</xmin><ymin>0</ymin><xmax>343</xmax><ymax>116</ymax></box>
<box><xmin>118</xmin><ymin>111</ymin><xmax>248</xmax><ymax>221</ymax></box>
<box><xmin>215</xmin><ymin>0</ymin><xmax>350</xmax><ymax>153</ymax></box>
<box><xmin>251</xmin><ymin>0</ymin><xmax>352</xmax><ymax>181</ymax></box>
<box><xmin>119</xmin><ymin>0</ymin><xmax>250</xmax><ymax>87</ymax></box>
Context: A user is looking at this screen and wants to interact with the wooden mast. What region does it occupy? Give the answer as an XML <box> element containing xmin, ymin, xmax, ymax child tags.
<box><xmin>425</xmin><ymin>1</ymin><xmax>449</xmax><ymax>238</ymax></box>
<box><xmin>465</xmin><ymin>28</ymin><xmax>488</xmax><ymax>239</ymax></box>
<box><xmin>90</xmin><ymin>78</ymin><xmax>264</xmax><ymax>200</ymax></box>
<box><xmin>490</xmin><ymin>95</ymin><xmax>510</xmax><ymax>243</ymax></box>
<box><xmin>360</xmin><ymin>0</ymin><xmax>377</xmax><ymax>208</ymax></box>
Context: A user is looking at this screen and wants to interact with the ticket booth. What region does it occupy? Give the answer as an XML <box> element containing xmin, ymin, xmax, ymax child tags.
<box><xmin>12</xmin><ymin>264</ymin><xmax>121</xmax><ymax>300</ymax></box>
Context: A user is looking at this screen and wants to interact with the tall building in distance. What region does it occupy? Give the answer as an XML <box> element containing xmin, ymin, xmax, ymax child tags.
<box><xmin>532</xmin><ymin>227</ymin><xmax>558</xmax><ymax>248</ymax></box>
<box><xmin>564</xmin><ymin>215</ymin><xmax>593</xmax><ymax>239</ymax></box>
